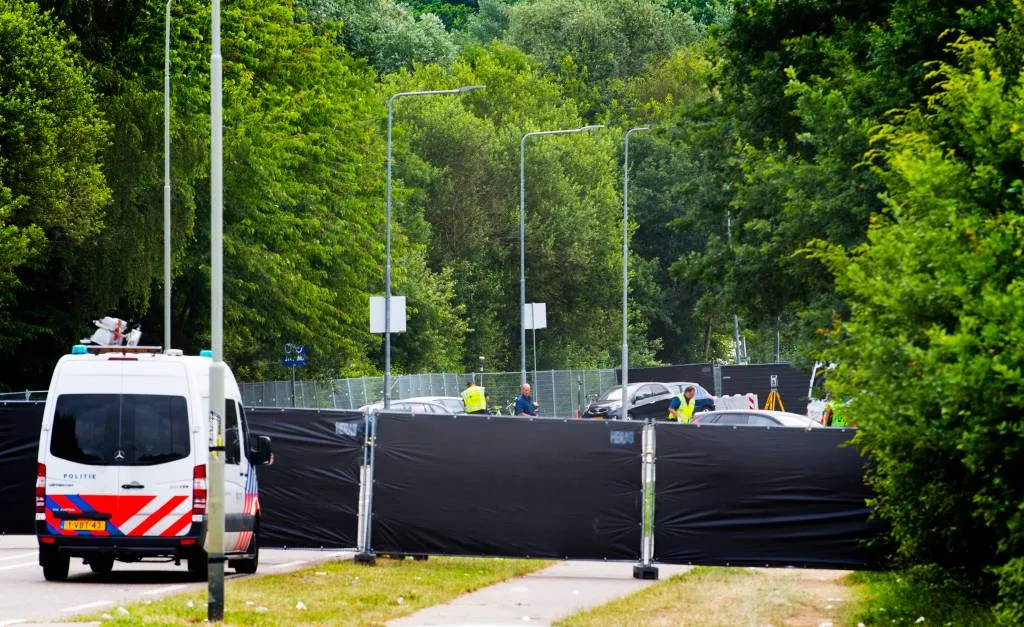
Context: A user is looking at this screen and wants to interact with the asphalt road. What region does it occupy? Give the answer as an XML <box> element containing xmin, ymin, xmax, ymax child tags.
<box><xmin>0</xmin><ymin>535</ymin><xmax>352</xmax><ymax>625</ymax></box>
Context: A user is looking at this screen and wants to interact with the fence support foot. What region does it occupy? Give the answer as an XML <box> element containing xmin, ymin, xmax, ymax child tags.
<box><xmin>633</xmin><ymin>564</ymin><xmax>658</xmax><ymax>580</ymax></box>
<box><xmin>412</xmin><ymin>555</ymin><xmax>428</xmax><ymax>561</ymax></box>
<box><xmin>354</xmin><ymin>552</ymin><xmax>376</xmax><ymax>566</ymax></box>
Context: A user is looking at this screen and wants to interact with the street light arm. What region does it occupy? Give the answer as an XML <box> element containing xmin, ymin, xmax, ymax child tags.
<box><xmin>522</xmin><ymin>124</ymin><xmax>603</xmax><ymax>142</ymax></box>
<box><xmin>391</xmin><ymin>85</ymin><xmax>485</xmax><ymax>103</ymax></box>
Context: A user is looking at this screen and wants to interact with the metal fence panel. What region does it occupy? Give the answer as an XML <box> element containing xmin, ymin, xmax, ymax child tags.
<box><xmin>240</xmin><ymin>369</ymin><xmax>618</xmax><ymax>415</ymax></box>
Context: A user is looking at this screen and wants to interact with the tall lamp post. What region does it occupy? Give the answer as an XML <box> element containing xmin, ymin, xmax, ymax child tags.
<box><xmin>208</xmin><ymin>0</ymin><xmax>225</xmax><ymax>618</ymax></box>
<box><xmin>621</xmin><ymin>126</ymin><xmax>650</xmax><ymax>419</ymax></box>
<box><xmin>164</xmin><ymin>0</ymin><xmax>173</xmax><ymax>352</ymax></box>
<box><xmin>519</xmin><ymin>125</ymin><xmax>603</xmax><ymax>384</ymax></box>
<box><xmin>384</xmin><ymin>85</ymin><xmax>484</xmax><ymax>408</ymax></box>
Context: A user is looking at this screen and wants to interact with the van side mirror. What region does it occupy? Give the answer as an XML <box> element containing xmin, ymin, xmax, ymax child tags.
<box><xmin>248</xmin><ymin>435</ymin><xmax>273</xmax><ymax>466</ymax></box>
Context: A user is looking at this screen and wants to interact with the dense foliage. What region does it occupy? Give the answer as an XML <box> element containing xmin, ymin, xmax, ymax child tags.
<box><xmin>824</xmin><ymin>22</ymin><xmax>1024</xmax><ymax>621</ymax></box>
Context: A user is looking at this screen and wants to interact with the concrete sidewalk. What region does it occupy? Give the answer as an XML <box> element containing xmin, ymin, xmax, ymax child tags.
<box><xmin>389</xmin><ymin>561</ymin><xmax>690</xmax><ymax>626</ymax></box>
<box><xmin>0</xmin><ymin>534</ymin><xmax>37</xmax><ymax>549</ymax></box>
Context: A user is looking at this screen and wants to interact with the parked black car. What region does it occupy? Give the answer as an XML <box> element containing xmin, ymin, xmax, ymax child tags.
<box><xmin>581</xmin><ymin>382</ymin><xmax>676</xmax><ymax>421</ymax></box>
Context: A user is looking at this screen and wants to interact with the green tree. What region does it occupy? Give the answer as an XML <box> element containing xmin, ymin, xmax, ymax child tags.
<box><xmin>464</xmin><ymin>0</ymin><xmax>511</xmax><ymax>44</ymax></box>
<box><xmin>823</xmin><ymin>25</ymin><xmax>1024</xmax><ymax>622</ymax></box>
<box><xmin>657</xmin><ymin>0</ymin><xmax>1016</xmax><ymax>362</ymax></box>
<box><xmin>401</xmin><ymin>0</ymin><xmax>478</xmax><ymax>30</ymax></box>
<box><xmin>34</xmin><ymin>0</ymin><xmax>395</xmax><ymax>379</ymax></box>
<box><xmin>169</xmin><ymin>0</ymin><xmax>389</xmax><ymax>379</ymax></box>
<box><xmin>300</xmin><ymin>0</ymin><xmax>458</xmax><ymax>74</ymax></box>
<box><xmin>383</xmin><ymin>42</ymin><xmax>661</xmax><ymax>372</ymax></box>
<box><xmin>505</xmin><ymin>0</ymin><xmax>699</xmax><ymax>84</ymax></box>
<box><xmin>0</xmin><ymin>0</ymin><xmax>110</xmax><ymax>383</ymax></box>
<box><xmin>665</xmin><ymin>0</ymin><xmax>731</xmax><ymax>27</ymax></box>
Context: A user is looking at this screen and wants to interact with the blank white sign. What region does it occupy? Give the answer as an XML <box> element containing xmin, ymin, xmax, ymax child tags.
<box><xmin>370</xmin><ymin>296</ymin><xmax>406</xmax><ymax>333</ymax></box>
<box><xmin>524</xmin><ymin>302</ymin><xmax>547</xmax><ymax>330</ymax></box>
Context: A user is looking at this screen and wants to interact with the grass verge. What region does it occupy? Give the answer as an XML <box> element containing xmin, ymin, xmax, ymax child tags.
<box><xmin>80</xmin><ymin>556</ymin><xmax>551</xmax><ymax>626</ymax></box>
<box><xmin>555</xmin><ymin>566</ymin><xmax>852</xmax><ymax>626</ymax></box>
<box><xmin>841</xmin><ymin>570</ymin><xmax>995</xmax><ymax>626</ymax></box>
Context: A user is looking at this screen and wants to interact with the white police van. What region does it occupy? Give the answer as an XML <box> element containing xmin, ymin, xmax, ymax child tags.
<box><xmin>35</xmin><ymin>344</ymin><xmax>272</xmax><ymax>580</ymax></box>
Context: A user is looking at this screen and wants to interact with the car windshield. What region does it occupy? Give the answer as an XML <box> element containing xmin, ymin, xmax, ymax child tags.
<box><xmin>601</xmin><ymin>384</ymin><xmax>641</xmax><ymax>401</ymax></box>
<box><xmin>436</xmin><ymin>398</ymin><xmax>465</xmax><ymax>413</ymax></box>
<box><xmin>775</xmin><ymin>415</ymin><xmax>823</xmax><ymax>428</ymax></box>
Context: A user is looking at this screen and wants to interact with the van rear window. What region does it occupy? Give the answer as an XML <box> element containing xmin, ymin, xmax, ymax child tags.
<box><xmin>50</xmin><ymin>394</ymin><xmax>190</xmax><ymax>466</ymax></box>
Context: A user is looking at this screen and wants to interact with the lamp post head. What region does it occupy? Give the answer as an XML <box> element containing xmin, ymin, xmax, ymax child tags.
<box><xmin>457</xmin><ymin>85</ymin><xmax>486</xmax><ymax>93</ymax></box>
<box><xmin>581</xmin><ymin>124</ymin><xmax>604</xmax><ymax>132</ymax></box>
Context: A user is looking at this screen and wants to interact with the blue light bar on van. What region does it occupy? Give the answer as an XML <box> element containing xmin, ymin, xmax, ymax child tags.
<box><xmin>199</xmin><ymin>349</ymin><xmax>213</xmax><ymax>358</ymax></box>
<box><xmin>71</xmin><ymin>344</ymin><xmax>89</xmax><ymax>355</ymax></box>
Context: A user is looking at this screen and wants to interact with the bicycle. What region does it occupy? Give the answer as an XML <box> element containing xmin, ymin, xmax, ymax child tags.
<box><xmin>505</xmin><ymin>398</ymin><xmax>540</xmax><ymax>416</ymax></box>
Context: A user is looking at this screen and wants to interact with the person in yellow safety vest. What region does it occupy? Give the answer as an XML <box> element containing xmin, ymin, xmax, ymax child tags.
<box><xmin>461</xmin><ymin>380</ymin><xmax>487</xmax><ymax>414</ymax></box>
<box><xmin>824</xmin><ymin>399</ymin><xmax>852</xmax><ymax>427</ymax></box>
<box><xmin>668</xmin><ymin>386</ymin><xmax>697</xmax><ymax>423</ymax></box>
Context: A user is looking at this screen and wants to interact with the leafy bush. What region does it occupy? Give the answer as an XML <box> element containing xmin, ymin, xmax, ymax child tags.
<box><xmin>823</xmin><ymin>16</ymin><xmax>1024</xmax><ymax>623</ymax></box>
<box><xmin>846</xmin><ymin>568</ymin><xmax>995</xmax><ymax>626</ymax></box>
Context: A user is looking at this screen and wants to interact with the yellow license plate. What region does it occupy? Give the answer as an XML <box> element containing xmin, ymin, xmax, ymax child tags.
<box><xmin>62</xmin><ymin>520</ymin><xmax>105</xmax><ymax>532</ymax></box>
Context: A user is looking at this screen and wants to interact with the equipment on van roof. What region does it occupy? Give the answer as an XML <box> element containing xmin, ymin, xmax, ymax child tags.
<box><xmin>81</xmin><ymin>316</ymin><xmax>142</xmax><ymax>347</ymax></box>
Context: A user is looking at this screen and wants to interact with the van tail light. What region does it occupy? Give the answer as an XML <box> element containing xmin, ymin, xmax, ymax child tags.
<box><xmin>36</xmin><ymin>463</ymin><xmax>46</xmax><ymax>514</ymax></box>
<box><xmin>192</xmin><ymin>465</ymin><xmax>207</xmax><ymax>516</ymax></box>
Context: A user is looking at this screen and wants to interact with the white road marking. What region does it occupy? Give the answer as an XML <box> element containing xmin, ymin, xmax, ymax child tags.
<box><xmin>61</xmin><ymin>600</ymin><xmax>112</xmax><ymax>613</ymax></box>
<box><xmin>0</xmin><ymin>561</ymin><xmax>35</xmax><ymax>572</ymax></box>
<box><xmin>0</xmin><ymin>619</ymin><xmax>28</xmax><ymax>626</ymax></box>
<box><xmin>141</xmin><ymin>584</ymin><xmax>188</xmax><ymax>596</ymax></box>
<box><xmin>0</xmin><ymin>552</ymin><xmax>35</xmax><ymax>562</ymax></box>
<box><xmin>267</xmin><ymin>560</ymin><xmax>307</xmax><ymax>570</ymax></box>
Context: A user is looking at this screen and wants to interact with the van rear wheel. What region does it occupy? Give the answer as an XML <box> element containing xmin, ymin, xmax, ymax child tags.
<box><xmin>41</xmin><ymin>547</ymin><xmax>70</xmax><ymax>581</ymax></box>
<box><xmin>231</xmin><ymin>532</ymin><xmax>259</xmax><ymax>575</ymax></box>
<box><xmin>88</xmin><ymin>556</ymin><xmax>114</xmax><ymax>574</ymax></box>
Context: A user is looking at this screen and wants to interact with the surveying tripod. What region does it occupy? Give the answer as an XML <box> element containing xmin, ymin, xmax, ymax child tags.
<box><xmin>764</xmin><ymin>374</ymin><xmax>785</xmax><ymax>411</ymax></box>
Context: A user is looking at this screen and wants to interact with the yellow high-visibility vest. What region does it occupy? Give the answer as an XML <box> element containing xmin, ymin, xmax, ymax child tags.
<box><xmin>461</xmin><ymin>385</ymin><xmax>486</xmax><ymax>413</ymax></box>
<box><xmin>669</xmin><ymin>393</ymin><xmax>696</xmax><ymax>422</ymax></box>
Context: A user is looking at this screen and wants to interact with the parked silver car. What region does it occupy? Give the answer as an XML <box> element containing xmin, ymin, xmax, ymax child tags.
<box><xmin>691</xmin><ymin>409</ymin><xmax>825</xmax><ymax>428</ymax></box>
<box><xmin>358</xmin><ymin>397</ymin><xmax>460</xmax><ymax>415</ymax></box>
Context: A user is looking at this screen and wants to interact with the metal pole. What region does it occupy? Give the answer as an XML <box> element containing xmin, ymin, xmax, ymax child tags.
<box><xmin>727</xmin><ymin>211</ymin><xmax>741</xmax><ymax>365</ymax></box>
<box><xmin>532</xmin><ymin>325</ymin><xmax>537</xmax><ymax>399</ymax></box>
<box><xmin>644</xmin><ymin>423</ymin><xmax>657</xmax><ymax>566</ymax></box>
<box><xmin>622</xmin><ymin>126</ymin><xmax>649</xmax><ymax>420</ymax></box>
<box><xmin>734</xmin><ymin>314</ymin><xmax>742</xmax><ymax>364</ymax></box>
<box><xmin>519</xmin><ymin>135</ymin><xmax>527</xmax><ymax>386</ymax></box>
<box><xmin>384</xmin><ymin>86</ymin><xmax>485</xmax><ymax>408</ymax></box>
<box><xmin>384</xmin><ymin>95</ymin><xmax>395</xmax><ymax>410</ymax></box>
<box><xmin>207</xmin><ymin>0</ymin><xmax>225</xmax><ymax>616</ymax></box>
<box><xmin>634</xmin><ymin>421</ymin><xmax>658</xmax><ymax>579</ymax></box>
<box><xmin>164</xmin><ymin>0</ymin><xmax>173</xmax><ymax>352</ymax></box>
<box><xmin>520</xmin><ymin>125</ymin><xmax>603</xmax><ymax>385</ymax></box>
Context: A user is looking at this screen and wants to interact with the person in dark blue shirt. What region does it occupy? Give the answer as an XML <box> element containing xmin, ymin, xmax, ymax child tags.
<box><xmin>514</xmin><ymin>383</ymin><xmax>538</xmax><ymax>416</ymax></box>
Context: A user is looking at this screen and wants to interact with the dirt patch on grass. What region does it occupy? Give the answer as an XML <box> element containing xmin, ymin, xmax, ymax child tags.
<box><xmin>752</xmin><ymin>568</ymin><xmax>852</xmax><ymax>626</ymax></box>
<box><xmin>558</xmin><ymin>566</ymin><xmax>853</xmax><ymax>627</ymax></box>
